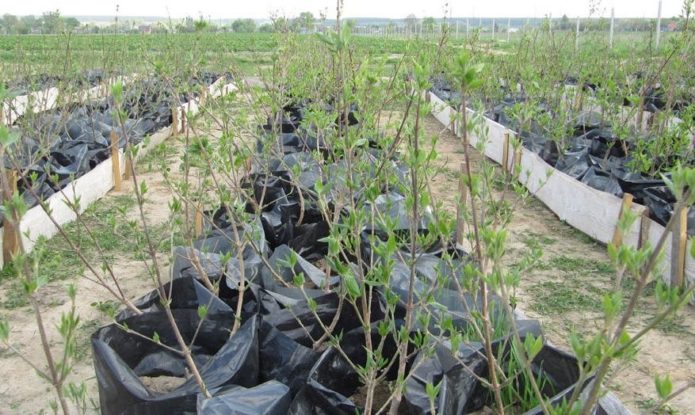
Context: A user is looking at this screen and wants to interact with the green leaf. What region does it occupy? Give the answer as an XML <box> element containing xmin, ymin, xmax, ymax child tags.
<box><xmin>425</xmin><ymin>380</ymin><xmax>441</xmax><ymax>400</ymax></box>
<box><xmin>569</xmin><ymin>332</ymin><xmax>585</xmax><ymax>361</ymax></box>
<box><xmin>293</xmin><ymin>272</ymin><xmax>305</xmax><ymax>287</ymax></box>
<box><xmin>344</xmin><ymin>273</ymin><xmax>362</xmax><ymax>298</ymax></box>
<box><xmin>111</xmin><ymin>81</ymin><xmax>123</xmax><ymax>104</ymax></box>
<box><xmin>66</xmin><ymin>284</ymin><xmax>77</xmax><ymax>301</ymax></box>
<box><xmin>524</xmin><ymin>333</ymin><xmax>543</xmax><ymax>361</ymax></box>
<box><xmin>197</xmin><ymin>305</ymin><xmax>208</xmax><ymax>319</ymax></box>
<box><xmin>654</xmin><ymin>374</ymin><xmax>672</xmax><ymax>400</ymax></box>
<box><xmin>0</xmin><ymin>318</ymin><xmax>9</xmax><ymax>342</ymax></box>
<box><xmin>0</xmin><ymin>125</ymin><xmax>19</xmax><ymax>148</ymax></box>
<box><xmin>353</xmin><ymin>138</ymin><xmax>367</xmax><ymax>148</ymax></box>
<box><xmin>152</xmin><ymin>331</ymin><xmax>161</xmax><ymax>344</ymax></box>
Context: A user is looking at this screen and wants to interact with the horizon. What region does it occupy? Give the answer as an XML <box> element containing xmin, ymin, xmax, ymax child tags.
<box><xmin>0</xmin><ymin>0</ymin><xmax>683</xmax><ymax>20</ymax></box>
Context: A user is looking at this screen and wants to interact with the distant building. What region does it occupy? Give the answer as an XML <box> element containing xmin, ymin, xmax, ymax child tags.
<box><xmin>139</xmin><ymin>25</ymin><xmax>152</xmax><ymax>34</ymax></box>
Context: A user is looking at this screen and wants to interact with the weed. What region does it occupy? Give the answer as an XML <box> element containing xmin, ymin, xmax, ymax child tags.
<box><xmin>520</xmin><ymin>232</ymin><xmax>556</xmax><ymax>248</ymax></box>
<box><xmin>528</xmin><ymin>280</ymin><xmax>601</xmax><ymax>314</ymax></box>
<box><xmin>546</xmin><ymin>255</ymin><xmax>614</xmax><ymax>276</ymax></box>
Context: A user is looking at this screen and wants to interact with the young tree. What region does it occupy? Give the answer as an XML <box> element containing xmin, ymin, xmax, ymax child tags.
<box><xmin>1</xmin><ymin>14</ymin><xmax>19</xmax><ymax>34</ymax></box>
<box><xmin>422</xmin><ymin>16</ymin><xmax>436</xmax><ymax>34</ymax></box>
<box><xmin>42</xmin><ymin>10</ymin><xmax>64</xmax><ymax>34</ymax></box>
<box><xmin>405</xmin><ymin>14</ymin><xmax>418</xmax><ymax>32</ymax></box>
<box><xmin>231</xmin><ymin>19</ymin><xmax>256</xmax><ymax>33</ymax></box>
<box><xmin>64</xmin><ymin>17</ymin><xmax>80</xmax><ymax>31</ymax></box>
<box><xmin>296</xmin><ymin>11</ymin><xmax>315</xmax><ymax>32</ymax></box>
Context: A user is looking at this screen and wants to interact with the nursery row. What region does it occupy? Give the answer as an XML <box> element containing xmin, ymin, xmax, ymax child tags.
<box><xmin>91</xmin><ymin>99</ymin><xmax>628</xmax><ymax>414</ymax></box>
<box><xmin>3</xmin><ymin>72</ymin><xmax>229</xmax><ymax>220</ymax></box>
<box><xmin>429</xmin><ymin>78</ymin><xmax>695</xmax><ymax>289</ymax></box>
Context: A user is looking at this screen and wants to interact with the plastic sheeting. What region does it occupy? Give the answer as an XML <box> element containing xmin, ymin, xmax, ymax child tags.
<box><xmin>2</xmin><ymin>73</ymin><xmax>227</xmax><ymax>224</ymax></box>
<box><xmin>431</xmin><ymin>81</ymin><xmax>694</xmax><ymax>235</ymax></box>
<box><xmin>91</xmin><ymin>99</ymin><xmax>625</xmax><ymax>414</ymax></box>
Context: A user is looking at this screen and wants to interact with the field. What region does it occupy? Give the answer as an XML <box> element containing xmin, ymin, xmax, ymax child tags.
<box><xmin>0</xmin><ymin>20</ymin><xmax>694</xmax><ymax>415</ymax></box>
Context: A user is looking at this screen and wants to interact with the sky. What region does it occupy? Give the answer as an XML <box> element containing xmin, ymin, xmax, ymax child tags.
<box><xmin>0</xmin><ymin>0</ymin><xmax>684</xmax><ymax>19</ymax></box>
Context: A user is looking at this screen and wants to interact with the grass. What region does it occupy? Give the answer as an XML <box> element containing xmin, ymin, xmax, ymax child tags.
<box><xmin>519</xmin><ymin>231</ymin><xmax>557</xmax><ymax>248</ymax></box>
<box><xmin>139</xmin><ymin>141</ymin><xmax>180</xmax><ymax>172</ymax></box>
<box><xmin>653</xmin><ymin>315</ymin><xmax>694</xmax><ymax>337</ymax></box>
<box><xmin>545</xmin><ymin>255</ymin><xmax>614</xmax><ymax>275</ymax></box>
<box><xmin>74</xmin><ymin>318</ymin><xmax>104</xmax><ymax>362</ymax></box>
<box><xmin>527</xmin><ymin>250</ymin><xmax>614</xmax><ymax>315</ymax></box>
<box><xmin>528</xmin><ymin>280</ymin><xmax>602</xmax><ymax>314</ymax></box>
<box><xmin>0</xmin><ymin>193</ymin><xmax>172</xmax><ymax>309</ymax></box>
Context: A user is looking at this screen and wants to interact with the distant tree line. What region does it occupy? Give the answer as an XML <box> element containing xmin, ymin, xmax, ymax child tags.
<box><xmin>0</xmin><ymin>10</ymin><xmax>79</xmax><ymax>34</ymax></box>
<box><xmin>0</xmin><ymin>10</ymin><xmax>320</xmax><ymax>35</ymax></box>
<box><xmin>168</xmin><ymin>12</ymin><xmax>318</xmax><ymax>33</ymax></box>
<box><xmin>2</xmin><ymin>10</ymin><xmax>687</xmax><ymax>36</ymax></box>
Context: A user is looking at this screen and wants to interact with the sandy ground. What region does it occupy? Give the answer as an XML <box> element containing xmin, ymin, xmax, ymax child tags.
<box><xmin>1</xmin><ymin>100</ymin><xmax>693</xmax><ymax>414</ymax></box>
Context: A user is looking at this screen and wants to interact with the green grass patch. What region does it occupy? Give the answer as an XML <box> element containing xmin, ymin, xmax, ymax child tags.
<box><xmin>545</xmin><ymin>255</ymin><xmax>614</xmax><ymax>276</ymax></box>
<box><xmin>528</xmin><ymin>280</ymin><xmax>602</xmax><ymax>314</ymax></box>
<box><xmin>0</xmin><ymin>193</ymin><xmax>174</xmax><ymax>309</ymax></box>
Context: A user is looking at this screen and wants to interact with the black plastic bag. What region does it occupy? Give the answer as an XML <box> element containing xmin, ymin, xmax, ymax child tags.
<box><xmin>116</xmin><ymin>274</ymin><xmax>232</xmax><ymax>320</ymax></box>
<box><xmin>92</xmin><ymin>313</ymin><xmax>259</xmax><ymax>415</ymax></box>
<box><xmin>288</xmin><ymin>347</ymin><xmax>361</xmax><ymax>415</ymax></box>
<box><xmin>258</xmin><ymin>320</ymin><xmax>321</xmax><ymax>395</ymax></box>
<box><xmin>197</xmin><ymin>380</ymin><xmax>291</xmax><ymax>415</ymax></box>
<box><xmin>580</xmin><ymin>167</ymin><xmax>623</xmax><ymax>197</ymax></box>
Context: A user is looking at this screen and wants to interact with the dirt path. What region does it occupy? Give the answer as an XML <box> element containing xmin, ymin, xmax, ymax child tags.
<box><xmin>421</xmin><ymin>113</ymin><xmax>695</xmax><ymax>414</ymax></box>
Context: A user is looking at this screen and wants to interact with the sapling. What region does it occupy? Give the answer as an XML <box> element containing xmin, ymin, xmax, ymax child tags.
<box><xmin>570</xmin><ymin>165</ymin><xmax>695</xmax><ymax>414</ymax></box>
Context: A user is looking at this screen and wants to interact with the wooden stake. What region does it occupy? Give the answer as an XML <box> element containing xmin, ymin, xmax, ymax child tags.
<box><xmin>573</xmin><ymin>86</ymin><xmax>584</xmax><ymax>112</ymax></box>
<box><xmin>513</xmin><ymin>145</ymin><xmax>522</xmax><ymax>178</ymax></box>
<box><xmin>124</xmin><ymin>155</ymin><xmax>133</xmax><ymax>180</ymax></box>
<box><xmin>199</xmin><ymin>86</ymin><xmax>207</xmax><ymax>107</ymax></box>
<box><xmin>110</xmin><ymin>130</ymin><xmax>121</xmax><ymax>191</ymax></box>
<box><xmin>638</xmin><ymin>208</ymin><xmax>652</xmax><ymax>249</ymax></box>
<box><xmin>502</xmin><ymin>132</ymin><xmax>510</xmax><ymax>174</ymax></box>
<box><xmin>3</xmin><ymin>170</ymin><xmax>21</xmax><ymax>263</ymax></box>
<box><xmin>171</xmin><ymin>106</ymin><xmax>179</xmax><ymax>137</ymax></box>
<box><xmin>455</xmin><ymin>163</ymin><xmax>468</xmax><ymax>246</ymax></box>
<box><xmin>194</xmin><ymin>204</ymin><xmax>204</xmax><ymax>237</ymax></box>
<box><xmin>670</xmin><ymin>206</ymin><xmax>688</xmax><ymax>288</ymax></box>
<box><xmin>611</xmin><ymin>193</ymin><xmax>634</xmax><ymax>248</ymax></box>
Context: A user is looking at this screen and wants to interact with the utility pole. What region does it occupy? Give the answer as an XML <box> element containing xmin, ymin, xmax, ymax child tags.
<box><xmin>609</xmin><ymin>7</ymin><xmax>615</xmax><ymax>48</ymax></box>
<box><xmin>656</xmin><ymin>0</ymin><xmax>662</xmax><ymax>48</ymax></box>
